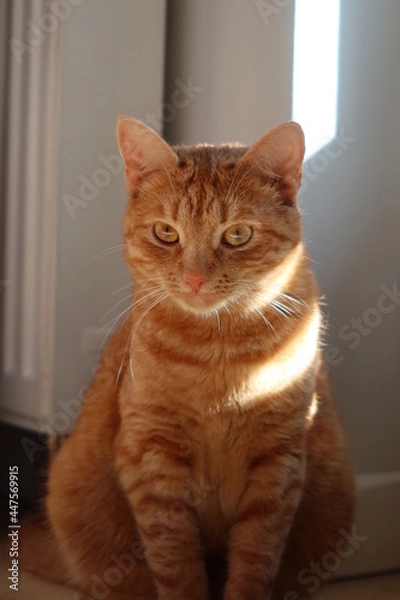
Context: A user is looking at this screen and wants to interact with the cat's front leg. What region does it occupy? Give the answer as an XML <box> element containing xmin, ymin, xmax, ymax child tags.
<box><xmin>223</xmin><ymin>448</ymin><xmax>306</xmax><ymax>600</ymax></box>
<box><xmin>115</xmin><ymin>426</ymin><xmax>208</xmax><ymax>600</ymax></box>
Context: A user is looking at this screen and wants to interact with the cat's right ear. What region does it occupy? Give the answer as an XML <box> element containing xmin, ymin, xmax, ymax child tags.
<box><xmin>116</xmin><ymin>117</ymin><xmax>177</xmax><ymax>195</ymax></box>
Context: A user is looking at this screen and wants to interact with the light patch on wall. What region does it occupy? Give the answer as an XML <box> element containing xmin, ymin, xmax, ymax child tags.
<box><xmin>292</xmin><ymin>0</ymin><xmax>340</xmax><ymax>160</ymax></box>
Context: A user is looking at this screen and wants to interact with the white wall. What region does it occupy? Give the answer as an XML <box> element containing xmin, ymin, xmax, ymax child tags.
<box><xmin>302</xmin><ymin>0</ymin><xmax>400</xmax><ymax>475</ymax></box>
<box><xmin>164</xmin><ymin>0</ymin><xmax>294</xmax><ymax>145</ymax></box>
<box><xmin>52</xmin><ymin>0</ymin><xmax>167</xmax><ymax>422</ymax></box>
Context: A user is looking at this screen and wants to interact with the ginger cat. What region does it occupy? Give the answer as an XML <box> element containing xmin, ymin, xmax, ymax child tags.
<box><xmin>21</xmin><ymin>118</ymin><xmax>354</xmax><ymax>600</ymax></box>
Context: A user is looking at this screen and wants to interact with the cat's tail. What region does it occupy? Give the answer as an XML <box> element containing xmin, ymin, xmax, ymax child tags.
<box><xmin>18</xmin><ymin>511</ymin><xmax>71</xmax><ymax>585</ymax></box>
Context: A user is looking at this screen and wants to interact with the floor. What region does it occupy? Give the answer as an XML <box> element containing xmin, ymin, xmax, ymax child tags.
<box><xmin>1</xmin><ymin>560</ymin><xmax>400</xmax><ymax>600</ymax></box>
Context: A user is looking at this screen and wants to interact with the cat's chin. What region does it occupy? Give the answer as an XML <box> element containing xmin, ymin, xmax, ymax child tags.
<box><xmin>174</xmin><ymin>293</ymin><xmax>225</xmax><ymax>316</ymax></box>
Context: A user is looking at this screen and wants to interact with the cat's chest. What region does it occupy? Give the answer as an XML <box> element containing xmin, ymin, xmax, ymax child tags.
<box><xmin>131</xmin><ymin>318</ymin><xmax>272</xmax><ymax>406</ymax></box>
<box><xmin>190</xmin><ymin>413</ymin><xmax>250</xmax><ymax>549</ymax></box>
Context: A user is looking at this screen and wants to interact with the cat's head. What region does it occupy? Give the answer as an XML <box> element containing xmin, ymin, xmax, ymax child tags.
<box><xmin>116</xmin><ymin>117</ymin><xmax>305</xmax><ymax>316</ymax></box>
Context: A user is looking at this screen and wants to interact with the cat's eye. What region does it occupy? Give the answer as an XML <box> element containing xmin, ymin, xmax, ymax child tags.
<box><xmin>154</xmin><ymin>222</ymin><xmax>179</xmax><ymax>244</ymax></box>
<box><xmin>222</xmin><ymin>224</ymin><xmax>253</xmax><ymax>247</ymax></box>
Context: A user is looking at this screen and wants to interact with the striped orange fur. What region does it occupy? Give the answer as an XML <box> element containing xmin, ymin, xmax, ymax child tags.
<box><xmin>22</xmin><ymin>118</ymin><xmax>354</xmax><ymax>600</ymax></box>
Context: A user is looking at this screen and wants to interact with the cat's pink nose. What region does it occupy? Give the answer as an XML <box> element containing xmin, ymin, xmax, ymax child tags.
<box><xmin>183</xmin><ymin>274</ymin><xmax>207</xmax><ymax>294</ymax></box>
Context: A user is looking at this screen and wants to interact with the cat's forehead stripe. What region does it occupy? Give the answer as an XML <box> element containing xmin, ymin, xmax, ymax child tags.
<box><xmin>171</xmin><ymin>145</ymin><xmax>249</xmax><ymax>223</ymax></box>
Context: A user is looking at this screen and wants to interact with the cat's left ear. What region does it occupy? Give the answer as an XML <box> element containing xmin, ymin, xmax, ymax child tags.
<box><xmin>238</xmin><ymin>122</ymin><xmax>305</xmax><ymax>203</ymax></box>
<box><xmin>116</xmin><ymin>117</ymin><xmax>177</xmax><ymax>195</ymax></box>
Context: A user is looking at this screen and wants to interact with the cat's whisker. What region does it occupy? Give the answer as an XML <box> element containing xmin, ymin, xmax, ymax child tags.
<box><xmin>83</xmin><ymin>306</ymin><xmax>129</xmax><ymax>345</ymax></box>
<box><xmin>232</xmin><ymin>294</ymin><xmax>280</xmax><ymax>341</ymax></box>
<box><xmin>124</xmin><ymin>279</ymin><xmax>166</xmax><ymax>301</ymax></box>
<box><xmin>132</xmin><ymin>286</ymin><xmax>163</xmax><ymax>299</ymax></box>
<box><xmin>233</xmin><ymin>278</ymin><xmax>308</xmax><ymax>322</ymax></box>
<box><xmin>269</xmin><ymin>299</ymin><xmax>304</xmax><ymax>328</ymax></box>
<box><xmin>116</xmin><ymin>362</ymin><xmax>124</xmax><ymax>385</ymax></box>
<box><xmin>86</xmin><ymin>244</ymin><xmax>126</xmax><ymax>264</ymax></box>
<box><xmin>116</xmin><ymin>321</ymin><xmax>137</xmax><ymax>385</ymax></box>
<box><xmin>101</xmin><ymin>293</ymin><xmax>133</xmax><ymax>322</ymax></box>
<box><xmin>255</xmin><ymin>309</ymin><xmax>276</xmax><ymax>335</ymax></box>
<box><xmin>92</xmin><ymin>303</ymin><xmax>135</xmax><ymax>346</ymax></box>
<box><xmin>128</xmin><ymin>292</ymin><xmax>169</xmax><ymax>381</ymax></box>
<box><xmin>223</xmin><ymin>305</ymin><xmax>234</xmax><ymax>326</ymax></box>
<box><xmin>270</xmin><ymin>304</ymin><xmax>291</xmax><ymax>321</ymax></box>
<box><xmin>129</xmin><ymin>355</ymin><xmax>135</xmax><ymax>381</ymax></box>
<box><xmin>227</xmin><ymin>289</ymin><xmax>280</xmax><ymax>336</ymax></box>
<box><xmin>131</xmin><ymin>292</ymin><xmax>169</xmax><ymax>342</ymax></box>
<box><xmin>102</xmin><ymin>287</ymin><xmax>165</xmax><ymax>324</ymax></box>
<box><xmin>116</xmin><ymin>326</ymin><xmax>132</xmax><ymax>385</ymax></box>
<box><xmin>213</xmin><ymin>309</ymin><xmax>221</xmax><ymax>334</ymax></box>
<box><xmin>130</xmin><ymin>283</ymin><xmax>166</xmax><ymax>298</ymax></box>
<box><xmin>278</xmin><ymin>291</ymin><xmax>309</xmax><ymax>310</ymax></box>
<box><xmin>96</xmin><ymin>303</ymin><xmax>133</xmax><ymax>360</ymax></box>
<box><xmin>111</xmin><ymin>281</ymin><xmax>134</xmax><ymax>297</ymax></box>
<box><xmin>104</xmin><ymin>280</ymin><xmax>148</xmax><ymax>304</ymax></box>
<box><xmin>142</xmin><ymin>275</ymin><xmax>165</xmax><ymax>284</ymax></box>
<box><xmin>228</xmin><ymin>296</ymin><xmax>251</xmax><ymax>321</ymax></box>
<box><xmin>271</xmin><ymin>299</ymin><xmax>294</xmax><ymax>317</ymax></box>
<box><xmin>233</xmin><ymin>280</ymin><xmax>308</xmax><ymax>315</ymax></box>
